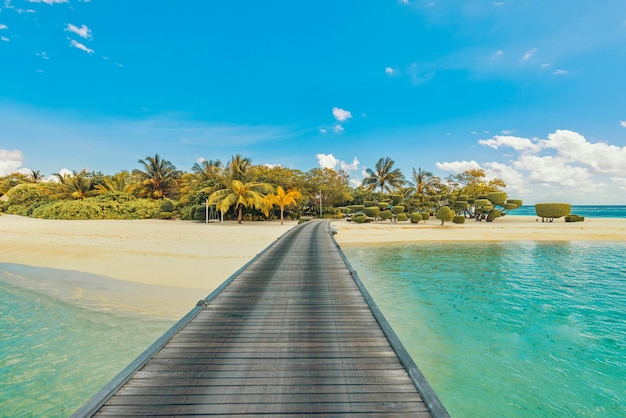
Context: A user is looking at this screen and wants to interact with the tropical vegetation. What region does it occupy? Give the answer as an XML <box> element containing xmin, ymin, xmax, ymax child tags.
<box><xmin>0</xmin><ymin>153</ymin><xmax>521</xmax><ymax>224</ymax></box>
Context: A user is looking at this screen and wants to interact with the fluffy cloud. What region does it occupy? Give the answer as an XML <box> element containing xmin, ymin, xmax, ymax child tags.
<box><xmin>438</xmin><ymin>129</ymin><xmax>625</xmax><ymax>203</ymax></box>
<box><xmin>69</xmin><ymin>39</ymin><xmax>94</xmax><ymax>54</ymax></box>
<box><xmin>553</xmin><ymin>69</ymin><xmax>569</xmax><ymax>75</ymax></box>
<box><xmin>316</xmin><ymin>153</ymin><xmax>359</xmax><ymax>173</ymax></box>
<box><xmin>0</xmin><ymin>149</ymin><xmax>24</xmax><ymax>176</ymax></box>
<box><xmin>332</xmin><ymin>107</ymin><xmax>352</xmax><ymax>122</ymax></box>
<box><xmin>385</xmin><ymin>67</ymin><xmax>395</xmax><ymax>75</ymax></box>
<box><xmin>66</xmin><ymin>24</ymin><xmax>92</xmax><ymax>40</ymax></box>
<box><xmin>478</xmin><ymin>135</ymin><xmax>542</xmax><ymax>152</ymax></box>
<box><xmin>0</xmin><ymin>24</ymin><xmax>8</xmax><ymax>30</ymax></box>
<box><xmin>435</xmin><ymin>160</ymin><xmax>481</xmax><ymax>173</ymax></box>
<box><xmin>333</xmin><ymin>124</ymin><xmax>344</xmax><ymax>133</ymax></box>
<box><xmin>620</xmin><ymin>121</ymin><xmax>626</xmax><ymax>128</ymax></box>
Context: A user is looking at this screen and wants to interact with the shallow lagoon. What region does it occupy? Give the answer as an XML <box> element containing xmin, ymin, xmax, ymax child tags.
<box><xmin>344</xmin><ymin>241</ymin><xmax>626</xmax><ymax>417</ymax></box>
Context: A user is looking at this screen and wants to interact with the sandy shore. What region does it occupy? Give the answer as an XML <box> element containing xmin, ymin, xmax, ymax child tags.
<box><xmin>333</xmin><ymin>215</ymin><xmax>626</xmax><ymax>245</ymax></box>
<box><xmin>2</xmin><ymin>214</ymin><xmax>624</xmax><ymax>318</ymax></box>
<box><xmin>0</xmin><ymin>215</ymin><xmax>296</xmax><ymax>318</ymax></box>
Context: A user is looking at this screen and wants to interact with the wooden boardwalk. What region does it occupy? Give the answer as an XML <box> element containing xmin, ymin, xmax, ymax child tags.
<box><xmin>74</xmin><ymin>220</ymin><xmax>449</xmax><ymax>417</ymax></box>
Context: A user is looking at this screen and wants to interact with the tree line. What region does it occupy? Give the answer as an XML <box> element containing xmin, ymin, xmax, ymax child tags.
<box><xmin>0</xmin><ymin>154</ymin><xmax>514</xmax><ymax>222</ymax></box>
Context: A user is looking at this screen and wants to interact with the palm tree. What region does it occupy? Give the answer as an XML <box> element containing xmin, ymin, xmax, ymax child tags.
<box><xmin>47</xmin><ymin>170</ymin><xmax>98</xmax><ymax>200</ymax></box>
<box><xmin>208</xmin><ymin>180</ymin><xmax>274</xmax><ymax>223</ymax></box>
<box><xmin>362</xmin><ymin>157</ymin><xmax>405</xmax><ymax>194</ymax></box>
<box><xmin>269</xmin><ymin>187</ymin><xmax>301</xmax><ymax>224</ymax></box>
<box><xmin>409</xmin><ymin>167</ymin><xmax>440</xmax><ymax>196</ymax></box>
<box><xmin>192</xmin><ymin>159</ymin><xmax>223</xmax><ymax>184</ymax></box>
<box><xmin>28</xmin><ymin>170</ymin><xmax>44</xmax><ymax>183</ymax></box>
<box><xmin>132</xmin><ymin>154</ymin><xmax>181</xmax><ymax>199</ymax></box>
<box><xmin>94</xmin><ymin>171</ymin><xmax>135</xmax><ymax>195</ymax></box>
<box><xmin>225</xmin><ymin>154</ymin><xmax>252</xmax><ymax>182</ymax></box>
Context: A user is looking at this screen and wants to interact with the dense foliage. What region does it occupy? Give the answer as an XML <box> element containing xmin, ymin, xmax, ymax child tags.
<box><xmin>0</xmin><ymin>153</ymin><xmax>522</xmax><ymax>223</ymax></box>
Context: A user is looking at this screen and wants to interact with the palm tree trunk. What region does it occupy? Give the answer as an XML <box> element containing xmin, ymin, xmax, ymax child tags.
<box><xmin>280</xmin><ymin>207</ymin><xmax>284</xmax><ymax>225</ymax></box>
<box><xmin>237</xmin><ymin>205</ymin><xmax>243</xmax><ymax>223</ymax></box>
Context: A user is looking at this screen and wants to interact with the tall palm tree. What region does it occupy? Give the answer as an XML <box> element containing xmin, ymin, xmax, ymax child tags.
<box><xmin>362</xmin><ymin>157</ymin><xmax>405</xmax><ymax>194</ymax></box>
<box><xmin>132</xmin><ymin>154</ymin><xmax>181</xmax><ymax>199</ymax></box>
<box><xmin>225</xmin><ymin>154</ymin><xmax>252</xmax><ymax>182</ymax></box>
<box><xmin>28</xmin><ymin>170</ymin><xmax>44</xmax><ymax>183</ymax></box>
<box><xmin>409</xmin><ymin>167</ymin><xmax>440</xmax><ymax>195</ymax></box>
<box><xmin>269</xmin><ymin>187</ymin><xmax>301</xmax><ymax>225</ymax></box>
<box><xmin>208</xmin><ymin>180</ymin><xmax>274</xmax><ymax>223</ymax></box>
<box><xmin>48</xmin><ymin>170</ymin><xmax>98</xmax><ymax>200</ymax></box>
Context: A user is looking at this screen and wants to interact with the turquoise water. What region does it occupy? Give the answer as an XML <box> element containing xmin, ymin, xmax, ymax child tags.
<box><xmin>510</xmin><ymin>205</ymin><xmax>626</xmax><ymax>218</ymax></box>
<box><xmin>343</xmin><ymin>242</ymin><xmax>626</xmax><ymax>417</ymax></box>
<box><xmin>0</xmin><ymin>276</ymin><xmax>173</xmax><ymax>417</ymax></box>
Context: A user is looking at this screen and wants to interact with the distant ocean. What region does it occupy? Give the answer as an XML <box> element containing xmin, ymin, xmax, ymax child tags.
<box><xmin>509</xmin><ymin>205</ymin><xmax>626</xmax><ymax>218</ymax></box>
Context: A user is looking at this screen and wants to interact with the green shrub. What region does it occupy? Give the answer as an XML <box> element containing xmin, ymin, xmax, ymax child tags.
<box><xmin>390</xmin><ymin>195</ymin><xmax>402</xmax><ymax>205</ymax></box>
<box><xmin>565</xmin><ymin>214</ymin><xmax>585</xmax><ymax>222</ymax></box>
<box><xmin>396</xmin><ymin>213</ymin><xmax>408</xmax><ymax>222</ymax></box>
<box><xmin>507</xmin><ymin>199</ymin><xmax>523</xmax><ymax>208</ymax></box>
<box><xmin>503</xmin><ymin>203</ymin><xmax>518</xmax><ymax>210</ymax></box>
<box><xmin>364</xmin><ymin>206</ymin><xmax>380</xmax><ymax>219</ymax></box>
<box><xmin>378</xmin><ymin>202</ymin><xmax>390</xmax><ymax>210</ymax></box>
<box><xmin>352</xmin><ymin>213</ymin><xmax>367</xmax><ymax>223</ymax></box>
<box><xmin>392</xmin><ymin>205</ymin><xmax>405</xmax><ymax>214</ymax></box>
<box><xmin>488</xmin><ymin>209</ymin><xmax>502</xmax><ymax>221</ymax></box>
<box><xmin>486</xmin><ymin>192</ymin><xmax>507</xmax><ymax>206</ymax></box>
<box><xmin>453</xmin><ymin>201</ymin><xmax>468</xmax><ymax>211</ymax></box>
<box><xmin>410</xmin><ymin>212</ymin><xmax>422</xmax><ymax>223</ymax></box>
<box><xmin>457</xmin><ymin>195</ymin><xmax>468</xmax><ymax>201</ymax></box>
<box><xmin>420</xmin><ymin>211</ymin><xmax>430</xmax><ymax>221</ymax></box>
<box><xmin>453</xmin><ymin>215</ymin><xmax>466</xmax><ymax>224</ymax></box>
<box><xmin>29</xmin><ymin>194</ymin><xmax>162</xmax><ymax>220</ymax></box>
<box><xmin>436</xmin><ymin>206</ymin><xmax>454</xmax><ymax>225</ymax></box>
<box><xmin>474</xmin><ymin>199</ymin><xmax>490</xmax><ymax>208</ymax></box>
<box><xmin>380</xmin><ymin>209</ymin><xmax>393</xmax><ymax>220</ymax></box>
<box><xmin>535</xmin><ymin>203</ymin><xmax>571</xmax><ymax>221</ymax></box>
<box><xmin>158</xmin><ymin>211</ymin><xmax>174</xmax><ymax>219</ymax></box>
<box><xmin>347</xmin><ymin>204</ymin><xmax>365</xmax><ymax>213</ymax></box>
<box><xmin>363</xmin><ymin>200</ymin><xmax>376</xmax><ymax>207</ymax></box>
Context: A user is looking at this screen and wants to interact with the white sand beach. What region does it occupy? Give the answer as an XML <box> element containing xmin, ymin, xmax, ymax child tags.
<box><xmin>1</xmin><ymin>214</ymin><xmax>624</xmax><ymax>318</ymax></box>
<box><xmin>0</xmin><ymin>215</ymin><xmax>296</xmax><ymax>318</ymax></box>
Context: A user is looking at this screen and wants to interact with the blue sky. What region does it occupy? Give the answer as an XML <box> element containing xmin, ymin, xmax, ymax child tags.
<box><xmin>1</xmin><ymin>0</ymin><xmax>625</xmax><ymax>204</ymax></box>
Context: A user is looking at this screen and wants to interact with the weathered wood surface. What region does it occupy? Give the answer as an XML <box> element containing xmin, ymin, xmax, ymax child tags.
<box><xmin>74</xmin><ymin>220</ymin><xmax>449</xmax><ymax>417</ymax></box>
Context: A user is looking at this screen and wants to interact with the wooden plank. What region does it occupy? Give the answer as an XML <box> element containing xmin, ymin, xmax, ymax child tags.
<box><xmin>73</xmin><ymin>220</ymin><xmax>449</xmax><ymax>417</ymax></box>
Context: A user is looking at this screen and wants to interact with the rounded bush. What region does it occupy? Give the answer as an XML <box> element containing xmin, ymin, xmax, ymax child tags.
<box><xmin>503</xmin><ymin>203</ymin><xmax>518</xmax><ymax>210</ymax></box>
<box><xmin>347</xmin><ymin>204</ymin><xmax>365</xmax><ymax>213</ymax></box>
<box><xmin>378</xmin><ymin>202</ymin><xmax>390</xmax><ymax>210</ymax></box>
<box><xmin>489</xmin><ymin>209</ymin><xmax>502</xmax><ymax>220</ymax></box>
<box><xmin>352</xmin><ymin>213</ymin><xmax>367</xmax><ymax>223</ymax></box>
<box><xmin>364</xmin><ymin>206</ymin><xmax>380</xmax><ymax>218</ymax></box>
<box><xmin>420</xmin><ymin>211</ymin><xmax>430</xmax><ymax>221</ymax></box>
<box><xmin>436</xmin><ymin>206</ymin><xmax>454</xmax><ymax>224</ymax></box>
<box><xmin>535</xmin><ymin>203</ymin><xmax>571</xmax><ymax>219</ymax></box>
<box><xmin>363</xmin><ymin>200</ymin><xmax>376</xmax><ymax>207</ymax></box>
<box><xmin>457</xmin><ymin>195</ymin><xmax>468</xmax><ymax>201</ymax></box>
<box><xmin>159</xmin><ymin>211</ymin><xmax>174</xmax><ymax>219</ymax></box>
<box><xmin>474</xmin><ymin>199</ymin><xmax>490</xmax><ymax>208</ymax></box>
<box><xmin>396</xmin><ymin>213</ymin><xmax>408</xmax><ymax>222</ymax></box>
<box><xmin>454</xmin><ymin>201</ymin><xmax>469</xmax><ymax>210</ymax></box>
<box><xmin>453</xmin><ymin>215</ymin><xmax>466</xmax><ymax>224</ymax></box>
<box><xmin>390</xmin><ymin>195</ymin><xmax>402</xmax><ymax>205</ymax></box>
<box><xmin>380</xmin><ymin>209</ymin><xmax>393</xmax><ymax>220</ymax></box>
<box><xmin>507</xmin><ymin>199</ymin><xmax>523</xmax><ymax>208</ymax></box>
<box><xmin>392</xmin><ymin>205</ymin><xmax>405</xmax><ymax>214</ymax></box>
<box><xmin>410</xmin><ymin>212</ymin><xmax>422</xmax><ymax>223</ymax></box>
<box><xmin>486</xmin><ymin>192</ymin><xmax>507</xmax><ymax>206</ymax></box>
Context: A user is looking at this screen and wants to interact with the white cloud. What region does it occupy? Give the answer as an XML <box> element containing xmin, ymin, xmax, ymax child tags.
<box><xmin>66</xmin><ymin>24</ymin><xmax>92</xmax><ymax>40</ymax></box>
<box><xmin>513</xmin><ymin>154</ymin><xmax>594</xmax><ymax>190</ymax></box>
<box><xmin>478</xmin><ymin>135</ymin><xmax>542</xmax><ymax>152</ymax></box>
<box><xmin>1</xmin><ymin>36</ymin><xmax>9</xmax><ymax>42</ymax></box>
<box><xmin>0</xmin><ymin>149</ymin><xmax>24</xmax><ymax>176</ymax></box>
<box><xmin>319</xmin><ymin>128</ymin><xmax>327</xmax><ymax>134</ymax></box>
<box><xmin>35</xmin><ymin>51</ymin><xmax>49</xmax><ymax>60</ymax></box>
<box><xmin>553</xmin><ymin>69</ymin><xmax>569</xmax><ymax>75</ymax></box>
<box><xmin>27</xmin><ymin>0</ymin><xmax>68</xmax><ymax>4</ymax></box>
<box><xmin>435</xmin><ymin>160</ymin><xmax>482</xmax><ymax>173</ymax></box>
<box><xmin>620</xmin><ymin>121</ymin><xmax>626</xmax><ymax>128</ymax></box>
<box><xmin>69</xmin><ymin>39</ymin><xmax>94</xmax><ymax>54</ymax></box>
<box><xmin>522</xmin><ymin>48</ymin><xmax>538</xmax><ymax>61</ymax></box>
<box><xmin>493</xmin><ymin>50</ymin><xmax>504</xmax><ymax>57</ymax></box>
<box><xmin>333</xmin><ymin>124</ymin><xmax>344</xmax><ymax>133</ymax></box>
<box><xmin>316</xmin><ymin>153</ymin><xmax>359</xmax><ymax>174</ymax></box>
<box><xmin>385</xmin><ymin>67</ymin><xmax>395</xmax><ymax>75</ymax></box>
<box><xmin>612</xmin><ymin>177</ymin><xmax>626</xmax><ymax>192</ymax></box>
<box><xmin>543</xmin><ymin>129</ymin><xmax>626</xmax><ymax>174</ymax></box>
<box><xmin>332</xmin><ymin>107</ymin><xmax>352</xmax><ymax>122</ymax></box>
<box><xmin>0</xmin><ymin>24</ymin><xmax>8</xmax><ymax>30</ymax></box>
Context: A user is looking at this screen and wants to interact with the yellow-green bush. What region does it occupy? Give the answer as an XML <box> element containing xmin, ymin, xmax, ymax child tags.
<box><xmin>410</xmin><ymin>212</ymin><xmax>422</xmax><ymax>223</ymax></box>
<box><xmin>396</xmin><ymin>213</ymin><xmax>408</xmax><ymax>222</ymax></box>
<box><xmin>535</xmin><ymin>203</ymin><xmax>571</xmax><ymax>221</ymax></box>
<box><xmin>486</xmin><ymin>192</ymin><xmax>507</xmax><ymax>206</ymax></box>
<box><xmin>436</xmin><ymin>206</ymin><xmax>454</xmax><ymax>224</ymax></box>
<box><xmin>453</xmin><ymin>215</ymin><xmax>466</xmax><ymax>224</ymax></box>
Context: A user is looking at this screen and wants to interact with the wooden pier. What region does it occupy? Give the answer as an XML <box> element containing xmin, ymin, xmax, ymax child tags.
<box><xmin>73</xmin><ymin>220</ymin><xmax>449</xmax><ymax>417</ymax></box>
